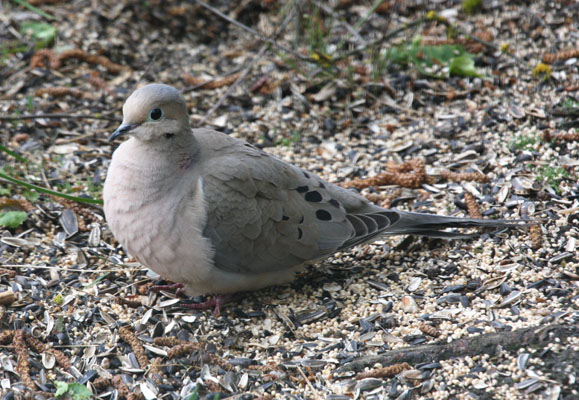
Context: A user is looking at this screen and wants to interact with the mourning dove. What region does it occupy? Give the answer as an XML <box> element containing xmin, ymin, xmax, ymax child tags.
<box><xmin>104</xmin><ymin>84</ymin><xmax>524</xmax><ymax>298</ymax></box>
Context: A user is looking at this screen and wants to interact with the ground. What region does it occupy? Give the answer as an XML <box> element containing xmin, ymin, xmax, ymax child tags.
<box><xmin>0</xmin><ymin>0</ymin><xmax>578</xmax><ymax>399</ymax></box>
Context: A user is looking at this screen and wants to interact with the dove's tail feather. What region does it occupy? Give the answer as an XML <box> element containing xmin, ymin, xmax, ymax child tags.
<box><xmin>380</xmin><ymin>209</ymin><xmax>531</xmax><ymax>239</ymax></box>
<box><xmin>341</xmin><ymin>209</ymin><xmax>533</xmax><ymax>250</ymax></box>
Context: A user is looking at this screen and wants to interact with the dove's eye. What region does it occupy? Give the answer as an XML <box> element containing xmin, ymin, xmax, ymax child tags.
<box><xmin>148</xmin><ymin>108</ymin><xmax>163</xmax><ymax>121</ymax></box>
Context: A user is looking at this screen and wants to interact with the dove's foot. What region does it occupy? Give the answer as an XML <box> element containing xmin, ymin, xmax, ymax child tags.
<box><xmin>151</xmin><ymin>282</ymin><xmax>186</xmax><ymax>296</ymax></box>
<box><xmin>182</xmin><ymin>294</ymin><xmax>233</xmax><ymax>316</ymax></box>
<box><xmin>150</xmin><ymin>280</ymin><xmax>233</xmax><ymax>315</ymax></box>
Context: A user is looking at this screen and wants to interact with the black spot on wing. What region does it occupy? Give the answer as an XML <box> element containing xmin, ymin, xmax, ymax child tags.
<box><xmin>316</xmin><ymin>210</ymin><xmax>332</xmax><ymax>221</ymax></box>
<box><xmin>297</xmin><ymin>228</ymin><xmax>303</xmax><ymax>239</ymax></box>
<box><xmin>282</xmin><ymin>215</ymin><xmax>289</xmax><ymax>221</ymax></box>
<box><xmin>296</xmin><ymin>186</ymin><xmax>308</xmax><ymax>193</ymax></box>
<box><xmin>303</xmin><ymin>171</ymin><xmax>310</xmax><ymax>179</ymax></box>
<box><xmin>318</xmin><ymin>182</ymin><xmax>325</xmax><ymax>189</ymax></box>
<box><xmin>328</xmin><ymin>199</ymin><xmax>340</xmax><ymax>208</ymax></box>
<box><xmin>305</xmin><ymin>191</ymin><xmax>322</xmax><ymax>202</ymax></box>
<box><xmin>299</xmin><ymin>215</ymin><xmax>304</xmax><ymax>224</ymax></box>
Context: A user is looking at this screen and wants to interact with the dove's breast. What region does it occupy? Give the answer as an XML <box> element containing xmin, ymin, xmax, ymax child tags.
<box><xmin>103</xmin><ymin>141</ymin><xmax>216</xmax><ymax>289</ymax></box>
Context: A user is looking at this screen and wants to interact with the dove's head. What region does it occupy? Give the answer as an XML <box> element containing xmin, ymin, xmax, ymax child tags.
<box><xmin>109</xmin><ymin>84</ymin><xmax>191</xmax><ymax>146</ymax></box>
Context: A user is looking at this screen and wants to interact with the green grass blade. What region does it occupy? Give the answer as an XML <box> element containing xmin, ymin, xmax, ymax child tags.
<box><xmin>83</xmin><ymin>273</ymin><xmax>109</xmax><ymax>288</ymax></box>
<box><xmin>354</xmin><ymin>0</ymin><xmax>387</xmax><ymax>30</ymax></box>
<box><xmin>0</xmin><ymin>144</ymin><xmax>29</xmax><ymax>163</ymax></box>
<box><xmin>0</xmin><ymin>171</ymin><xmax>103</xmax><ymax>205</ymax></box>
<box><xmin>11</xmin><ymin>0</ymin><xmax>56</xmax><ymax>20</ymax></box>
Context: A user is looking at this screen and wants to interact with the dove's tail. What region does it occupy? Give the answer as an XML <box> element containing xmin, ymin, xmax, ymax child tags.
<box><xmin>340</xmin><ymin>208</ymin><xmax>537</xmax><ymax>251</ymax></box>
<box><xmin>379</xmin><ymin>209</ymin><xmax>533</xmax><ymax>239</ymax></box>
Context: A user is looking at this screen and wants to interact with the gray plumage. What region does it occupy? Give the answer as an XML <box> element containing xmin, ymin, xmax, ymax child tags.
<box><xmin>103</xmin><ymin>84</ymin><xmax>524</xmax><ymax>296</ymax></box>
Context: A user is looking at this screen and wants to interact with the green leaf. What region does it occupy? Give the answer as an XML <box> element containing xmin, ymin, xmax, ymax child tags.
<box><xmin>19</xmin><ymin>21</ymin><xmax>57</xmax><ymax>49</ymax></box>
<box><xmin>20</xmin><ymin>21</ymin><xmax>57</xmax><ymax>41</ymax></box>
<box><xmin>23</xmin><ymin>189</ymin><xmax>40</xmax><ymax>202</ymax></box>
<box><xmin>423</xmin><ymin>44</ymin><xmax>466</xmax><ymax>65</ymax></box>
<box><xmin>385</xmin><ymin>40</ymin><xmax>472</xmax><ymax>76</ymax></box>
<box><xmin>68</xmin><ymin>383</ymin><xmax>93</xmax><ymax>400</ymax></box>
<box><xmin>54</xmin><ymin>381</ymin><xmax>69</xmax><ymax>397</ymax></box>
<box><xmin>186</xmin><ymin>386</ymin><xmax>200</xmax><ymax>400</ymax></box>
<box><xmin>449</xmin><ymin>55</ymin><xmax>481</xmax><ymax>77</ymax></box>
<box><xmin>0</xmin><ymin>211</ymin><xmax>27</xmax><ymax>229</ymax></box>
<box><xmin>54</xmin><ymin>381</ymin><xmax>93</xmax><ymax>400</ymax></box>
<box><xmin>0</xmin><ymin>186</ymin><xmax>10</xmax><ymax>196</ymax></box>
<box><xmin>462</xmin><ymin>0</ymin><xmax>482</xmax><ymax>14</ymax></box>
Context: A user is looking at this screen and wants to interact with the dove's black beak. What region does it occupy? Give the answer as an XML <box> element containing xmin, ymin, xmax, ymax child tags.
<box><xmin>108</xmin><ymin>123</ymin><xmax>139</xmax><ymax>142</ymax></box>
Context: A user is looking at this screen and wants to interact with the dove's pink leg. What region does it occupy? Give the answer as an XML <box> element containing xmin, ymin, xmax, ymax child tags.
<box><xmin>181</xmin><ymin>294</ymin><xmax>233</xmax><ymax>316</ymax></box>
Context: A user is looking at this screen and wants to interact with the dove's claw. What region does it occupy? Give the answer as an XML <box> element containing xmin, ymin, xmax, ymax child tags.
<box><xmin>181</xmin><ymin>294</ymin><xmax>233</xmax><ymax>316</ymax></box>
<box><xmin>151</xmin><ymin>282</ymin><xmax>186</xmax><ymax>296</ymax></box>
<box><xmin>150</xmin><ymin>281</ymin><xmax>231</xmax><ymax>314</ymax></box>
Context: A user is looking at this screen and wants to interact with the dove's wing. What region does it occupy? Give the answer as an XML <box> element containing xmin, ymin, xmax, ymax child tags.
<box><xmin>195</xmin><ymin>129</ymin><xmax>530</xmax><ymax>275</ymax></box>
<box><xmin>195</xmin><ymin>129</ymin><xmax>394</xmax><ymax>274</ymax></box>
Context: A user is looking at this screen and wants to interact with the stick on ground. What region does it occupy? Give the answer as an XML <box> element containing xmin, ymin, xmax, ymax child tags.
<box><xmin>337</xmin><ymin>323</ymin><xmax>577</xmax><ymax>372</ymax></box>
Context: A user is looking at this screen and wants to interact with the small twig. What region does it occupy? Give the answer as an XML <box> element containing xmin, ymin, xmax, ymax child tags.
<box><xmin>320</xmin><ymin>0</ymin><xmax>389</xmax><ymax>63</ymax></box>
<box><xmin>0</xmin><ymin>113</ymin><xmax>120</xmax><ymax>122</ymax></box>
<box><xmin>35</xmin><ymin>87</ymin><xmax>89</xmax><ymax>99</ymax></box>
<box><xmin>0</xmin><ymin>267</ymin><xmax>17</xmax><ymax>278</ymax></box>
<box><xmin>297</xmin><ymin>366</ymin><xmax>320</xmax><ymax>399</ymax></box>
<box><xmin>183</xmin><ymin>72</ymin><xmax>242</xmax><ymax>90</ymax></box>
<box><xmin>419</xmin><ymin>323</ymin><xmax>441</xmax><ymax>338</ymax></box>
<box><xmin>337</xmin><ymin>13</ymin><xmax>520</xmax><ymax>63</ymax></box>
<box><xmin>464</xmin><ymin>192</ymin><xmax>482</xmax><ymax>219</ymax></box>
<box><xmin>341</xmin><ymin>159</ymin><xmax>428</xmax><ymax>189</ymax></box>
<box><xmin>337</xmin><ymin>323</ymin><xmax>576</xmax><ymax>373</ymax></box>
<box><xmin>543</xmin><ymin>49</ymin><xmax>579</xmax><ymax>64</ymax></box>
<box><xmin>136</xmin><ymin>37</ymin><xmax>168</xmax><ymax>87</ymax></box>
<box><xmin>112</xmin><ymin>375</ymin><xmax>131</xmax><ymax>400</ymax></box>
<box><xmin>353</xmin><ymin>0</ymin><xmax>387</xmax><ymax>30</ymax></box>
<box><xmin>154</xmin><ymin>337</ymin><xmax>188</xmax><ymax>347</ymax></box>
<box><xmin>183</xmin><ymin>66</ymin><xmax>244</xmax><ymax>93</ymax></box>
<box><xmin>14</xmin><ymin>330</ymin><xmax>35</xmax><ymax>389</ymax></box>
<box><xmin>167</xmin><ymin>343</ymin><xmax>201</xmax><ymax>359</ymax></box>
<box><xmin>1</xmin><ymin>264</ymin><xmax>142</xmax><ymax>273</ymax></box>
<box><xmin>312</xmin><ymin>0</ymin><xmax>366</xmax><ymax>45</ymax></box>
<box><xmin>198</xmin><ymin>46</ymin><xmax>268</xmax><ymax>126</ymax></box>
<box><xmin>429</xmin><ymin>13</ymin><xmax>522</xmax><ymax>63</ymax></box>
<box><xmin>440</xmin><ymin>170</ymin><xmax>490</xmax><ymax>183</ymax></box>
<box><xmin>529</xmin><ymin>225</ymin><xmax>543</xmax><ymax>250</ymax></box>
<box><xmin>113</xmin><ymin>278</ymin><xmax>154</xmax><ymax>297</ymax></box>
<box><xmin>197</xmin><ymin>2</ymin><xmax>297</xmax><ymax>126</ymax></box>
<box><xmin>194</xmin><ymin>0</ymin><xmax>312</xmax><ymax>62</ymax></box>
<box><xmin>356</xmin><ymin>362</ymin><xmax>411</xmax><ymax>380</ymax></box>
<box><xmin>335</xmin><ymin>18</ymin><xmax>426</xmax><ymax>61</ymax></box>
<box><xmin>119</xmin><ymin>326</ymin><xmax>149</xmax><ymax>368</ymax></box>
